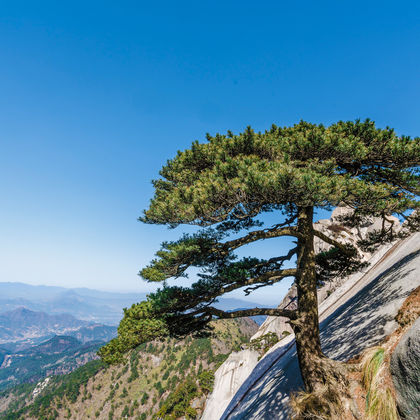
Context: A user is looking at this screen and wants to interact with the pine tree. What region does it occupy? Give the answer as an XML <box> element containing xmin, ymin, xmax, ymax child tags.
<box><xmin>99</xmin><ymin>120</ymin><xmax>419</xmax><ymax>393</ymax></box>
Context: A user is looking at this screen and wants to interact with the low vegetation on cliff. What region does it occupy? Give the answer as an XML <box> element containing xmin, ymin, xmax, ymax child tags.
<box><xmin>0</xmin><ymin>318</ymin><xmax>256</xmax><ymax>420</ymax></box>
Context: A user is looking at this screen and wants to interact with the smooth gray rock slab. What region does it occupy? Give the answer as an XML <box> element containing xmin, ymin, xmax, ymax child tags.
<box><xmin>391</xmin><ymin>317</ymin><xmax>420</xmax><ymax>420</ymax></box>
<box><xmin>222</xmin><ymin>234</ymin><xmax>420</xmax><ymax>420</ymax></box>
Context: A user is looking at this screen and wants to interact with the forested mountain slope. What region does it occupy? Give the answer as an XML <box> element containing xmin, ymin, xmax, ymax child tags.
<box><xmin>0</xmin><ymin>336</ymin><xmax>104</xmax><ymax>392</ymax></box>
<box><xmin>0</xmin><ymin>318</ymin><xmax>257</xmax><ymax>420</ymax></box>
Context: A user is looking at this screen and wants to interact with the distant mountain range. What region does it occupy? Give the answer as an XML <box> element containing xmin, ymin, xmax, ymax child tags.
<box><xmin>0</xmin><ymin>335</ymin><xmax>104</xmax><ymax>390</ymax></box>
<box><xmin>0</xmin><ymin>282</ymin><xmax>269</xmax><ymax>391</ymax></box>
<box><xmin>0</xmin><ymin>307</ymin><xmax>89</xmax><ymax>340</ymax></box>
<box><xmin>0</xmin><ymin>282</ymin><xmax>147</xmax><ymax>325</ymax></box>
<box><xmin>0</xmin><ymin>282</ymin><xmax>269</xmax><ymax>326</ymax></box>
<box><xmin>0</xmin><ymin>303</ymin><xmax>117</xmax><ymax>391</ymax></box>
<box><xmin>0</xmin><ymin>307</ymin><xmax>117</xmax><ymax>351</ymax></box>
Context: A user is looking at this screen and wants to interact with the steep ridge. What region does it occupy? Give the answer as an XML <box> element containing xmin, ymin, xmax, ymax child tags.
<box><xmin>217</xmin><ymin>232</ymin><xmax>420</xmax><ymax>419</ymax></box>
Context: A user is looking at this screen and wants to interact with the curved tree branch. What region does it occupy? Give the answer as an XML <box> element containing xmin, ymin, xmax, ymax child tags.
<box><xmin>204</xmin><ymin>306</ymin><xmax>297</xmax><ymax>320</ymax></box>
<box><xmin>312</xmin><ymin>229</ymin><xmax>356</xmax><ymax>257</ymax></box>
<box><xmin>253</xmin><ymin>246</ymin><xmax>298</xmax><ymax>271</ymax></box>
<box><xmin>216</xmin><ymin>268</ymin><xmax>297</xmax><ymax>296</ymax></box>
<box><xmin>219</xmin><ymin>226</ymin><xmax>301</xmax><ymax>255</ymax></box>
<box><xmin>179</xmin><ymin>268</ymin><xmax>297</xmax><ymax>316</ymax></box>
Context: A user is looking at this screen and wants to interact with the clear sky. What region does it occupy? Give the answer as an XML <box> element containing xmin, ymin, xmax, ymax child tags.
<box><xmin>1</xmin><ymin>1</ymin><xmax>419</xmax><ymax>305</ymax></box>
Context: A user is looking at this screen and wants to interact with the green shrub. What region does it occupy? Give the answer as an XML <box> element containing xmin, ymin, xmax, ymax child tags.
<box><xmin>198</xmin><ymin>370</ymin><xmax>215</xmax><ymax>394</ymax></box>
<box><xmin>141</xmin><ymin>392</ymin><xmax>149</xmax><ymax>405</ymax></box>
<box><xmin>155</xmin><ymin>377</ymin><xmax>198</xmax><ymax>419</ymax></box>
<box><xmin>122</xmin><ymin>405</ymin><xmax>129</xmax><ymax>417</ymax></box>
<box><xmin>249</xmin><ymin>332</ymin><xmax>279</xmax><ymax>355</ymax></box>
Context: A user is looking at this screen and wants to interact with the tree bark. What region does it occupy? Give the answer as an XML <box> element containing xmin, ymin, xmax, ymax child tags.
<box><xmin>291</xmin><ymin>206</ymin><xmax>347</xmax><ymax>393</ymax></box>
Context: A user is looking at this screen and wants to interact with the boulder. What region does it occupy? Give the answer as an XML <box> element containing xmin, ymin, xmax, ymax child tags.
<box><xmin>391</xmin><ymin>317</ymin><xmax>420</xmax><ymax>420</ymax></box>
<box><xmin>201</xmin><ymin>349</ymin><xmax>260</xmax><ymax>420</ymax></box>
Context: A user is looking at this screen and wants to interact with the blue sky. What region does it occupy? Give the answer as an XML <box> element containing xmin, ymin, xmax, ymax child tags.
<box><xmin>1</xmin><ymin>1</ymin><xmax>419</xmax><ymax>304</ymax></box>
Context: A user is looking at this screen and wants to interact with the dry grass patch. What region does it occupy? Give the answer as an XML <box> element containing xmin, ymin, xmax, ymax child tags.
<box><xmin>395</xmin><ymin>285</ymin><xmax>420</xmax><ymax>328</ymax></box>
<box><xmin>361</xmin><ymin>347</ymin><xmax>399</xmax><ymax>420</ymax></box>
<box><xmin>289</xmin><ymin>385</ymin><xmax>344</xmax><ymax>420</ymax></box>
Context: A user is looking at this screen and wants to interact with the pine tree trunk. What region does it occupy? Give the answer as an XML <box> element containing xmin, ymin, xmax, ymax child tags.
<box><xmin>291</xmin><ymin>206</ymin><xmax>347</xmax><ymax>393</ymax></box>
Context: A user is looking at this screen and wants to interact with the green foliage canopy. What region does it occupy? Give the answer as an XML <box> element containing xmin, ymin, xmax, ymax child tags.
<box><xmin>100</xmin><ymin>120</ymin><xmax>419</xmax><ymax>364</ymax></box>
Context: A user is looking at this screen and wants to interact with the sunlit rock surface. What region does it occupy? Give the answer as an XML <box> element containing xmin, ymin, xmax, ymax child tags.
<box><xmin>391</xmin><ymin>317</ymin><xmax>420</xmax><ymax>420</ymax></box>
<box><xmin>203</xmin><ymin>208</ymin><xmax>403</xmax><ymax>419</ymax></box>
<box><xmin>202</xmin><ymin>208</ymin><xmax>417</xmax><ymax>419</ymax></box>
<box><xmin>221</xmin><ymin>232</ymin><xmax>420</xmax><ymax>419</ymax></box>
<box><xmin>201</xmin><ymin>349</ymin><xmax>260</xmax><ymax>420</ymax></box>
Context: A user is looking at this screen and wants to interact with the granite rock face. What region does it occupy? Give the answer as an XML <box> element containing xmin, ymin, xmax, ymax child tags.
<box><xmin>201</xmin><ymin>207</ymin><xmax>418</xmax><ymax>420</ymax></box>
<box><xmin>221</xmin><ymin>233</ymin><xmax>420</xmax><ymax>420</ymax></box>
<box><xmin>391</xmin><ymin>317</ymin><xmax>420</xmax><ymax>420</ymax></box>
<box><xmin>313</xmin><ymin>206</ymin><xmax>400</xmax><ymax>258</ymax></box>
<box><xmin>201</xmin><ymin>350</ymin><xmax>260</xmax><ymax>420</ymax></box>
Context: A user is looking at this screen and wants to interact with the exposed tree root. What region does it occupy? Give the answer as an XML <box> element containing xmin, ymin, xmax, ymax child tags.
<box><xmin>289</xmin><ymin>385</ymin><xmax>343</xmax><ymax>420</ymax></box>
<box><xmin>289</xmin><ymin>357</ymin><xmax>357</xmax><ymax>420</ymax></box>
